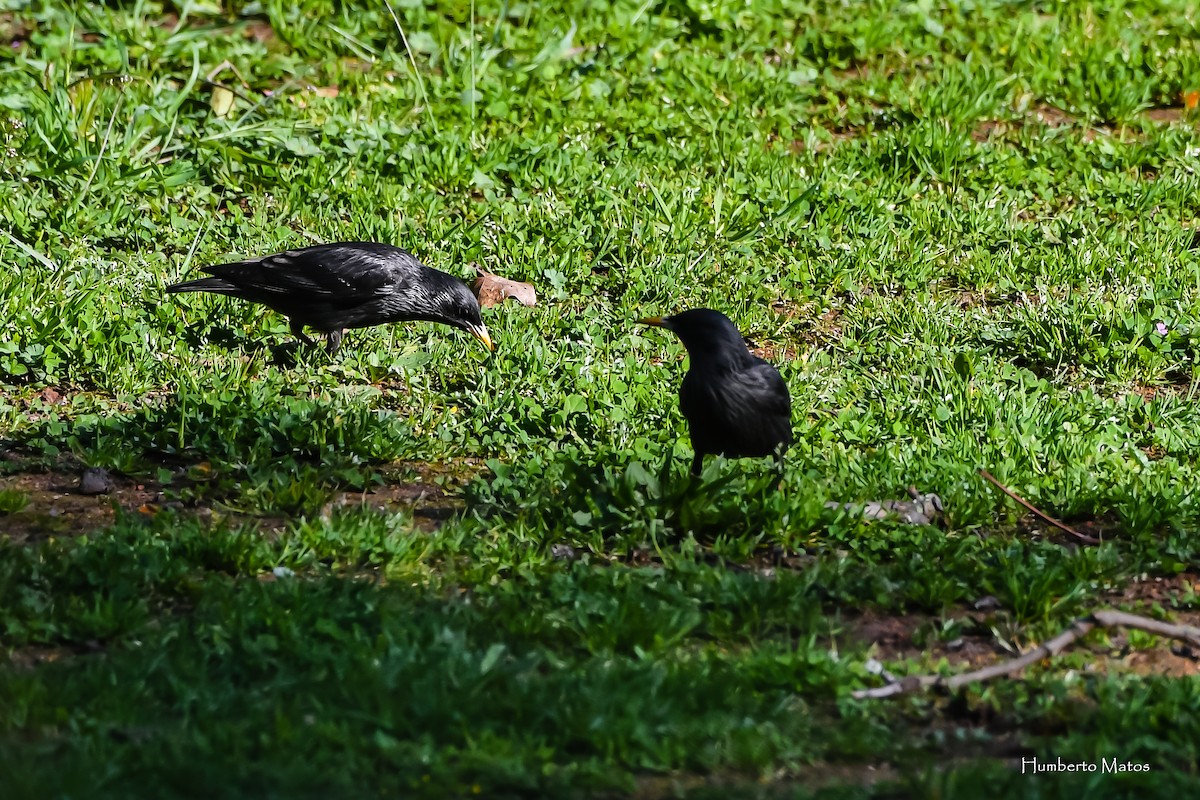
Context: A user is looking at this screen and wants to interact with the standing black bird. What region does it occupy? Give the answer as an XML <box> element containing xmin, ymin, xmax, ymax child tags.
<box><xmin>166</xmin><ymin>242</ymin><xmax>493</xmax><ymax>354</ymax></box>
<box><xmin>641</xmin><ymin>309</ymin><xmax>792</xmax><ymax>477</ymax></box>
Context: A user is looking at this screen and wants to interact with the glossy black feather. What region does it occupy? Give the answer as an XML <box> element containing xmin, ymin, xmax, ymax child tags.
<box><xmin>653</xmin><ymin>309</ymin><xmax>792</xmax><ymax>475</ymax></box>
<box><xmin>166</xmin><ymin>242</ymin><xmax>487</xmax><ymax>353</ymax></box>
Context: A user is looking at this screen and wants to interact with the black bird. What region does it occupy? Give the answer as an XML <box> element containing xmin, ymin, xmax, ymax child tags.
<box><xmin>641</xmin><ymin>309</ymin><xmax>792</xmax><ymax>477</ymax></box>
<box><xmin>166</xmin><ymin>242</ymin><xmax>493</xmax><ymax>355</ymax></box>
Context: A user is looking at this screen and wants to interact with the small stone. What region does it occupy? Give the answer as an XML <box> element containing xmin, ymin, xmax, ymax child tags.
<box><xmin>973</xmin><ymin>595</ymin><xmax>1002</xmax><ymax>611</ymax></box>
<box><xmin>549</xmin><ymin>544</ymin><xmax>576</xmax><ymax>561</ymax></box>
<box><xmin>1171</xmin><ymin>644</ymin><xmax>1199</xmax><ymax>661</ymax></box>
<box><xmin>78</xmin><ymin>467</ymin><xmax>113</xmax><ymax>495</ymax></box>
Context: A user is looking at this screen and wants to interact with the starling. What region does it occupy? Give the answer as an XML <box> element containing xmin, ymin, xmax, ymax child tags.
<box><xmin>166</xmin><ymin>242</ymin><xmax>493</xmax><ymax>354</ymax></box>
<box><xmin>641</xmin><ymin>308</ymin><xmax>792</xmax><ymax>476</ymax></box>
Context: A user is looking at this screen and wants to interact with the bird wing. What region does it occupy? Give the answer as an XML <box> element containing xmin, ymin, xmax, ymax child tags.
<box><xmin>680</xmin><ymin>358</ymin><xmax>793</xmax><ymax>455</ymax></box>
<box><xmin>203</xmin><ymin>243</ymin><xmax>416</xmax><ymax>305</ymax></box>
<box><xmin>740</xmin><ymin>359</ymin><xmax>792</xmax><ymax>421</ymax></box>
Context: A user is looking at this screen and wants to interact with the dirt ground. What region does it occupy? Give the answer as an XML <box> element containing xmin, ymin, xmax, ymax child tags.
<box><xmin>4</xmin><ymin>453</ymin><xmax>1199</xmax><ymax>683</ymax></box>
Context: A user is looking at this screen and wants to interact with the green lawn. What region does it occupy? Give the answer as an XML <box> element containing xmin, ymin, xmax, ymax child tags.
<box><xmin>3</xmin><ymin>0</ymin><xmax>1200</xmax><ymax>796</ymax></box>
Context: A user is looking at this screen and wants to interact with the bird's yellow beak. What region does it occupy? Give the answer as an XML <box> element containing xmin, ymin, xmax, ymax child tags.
<box><xmin>638</xmin><ymin>316</ymin><xmax>666</xmax><ymax>327</ymax></box>
<box><xmin>471</xmin><ymin>323</ymin><xmax>495</xmax><ymax>351</ymax></box>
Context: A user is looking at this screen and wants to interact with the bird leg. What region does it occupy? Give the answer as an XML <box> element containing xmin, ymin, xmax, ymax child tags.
<box><xmin>690</xmin><ymin>452</ymin><xmax>704</xmax><ymax>478</ymax></box>
<box><xmin>289</xmin><ymin>320</ymin><xmax>317</xmax><ymax>348</ymax></box>
<box><xmin>325</xmin><ymin>329</ymin><xmax>345</xmax><ymax>356</ymax></box>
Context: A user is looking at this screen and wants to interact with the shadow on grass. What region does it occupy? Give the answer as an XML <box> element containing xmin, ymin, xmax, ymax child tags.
<box><xmin>177</xmin><ymin>320</ymin><xmax>311</xmax><ymax>368</ymax></box>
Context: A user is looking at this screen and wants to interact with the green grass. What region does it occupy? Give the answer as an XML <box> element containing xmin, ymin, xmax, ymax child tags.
<box><xmin>3</xmin><ymin>0</ymin><xmax>1200</xmax><ymax>796</ymax></box>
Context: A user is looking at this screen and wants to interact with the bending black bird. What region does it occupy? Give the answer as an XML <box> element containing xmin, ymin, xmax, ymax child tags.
<box><xmin>641</xmin><ymin>308</ymin><xmax>792</xmax><ymax>477</ymax></box>
<box><xmin>166</xmin><ymin>242</ymin><xmax>493</xmax><ymax>355</ymax></box>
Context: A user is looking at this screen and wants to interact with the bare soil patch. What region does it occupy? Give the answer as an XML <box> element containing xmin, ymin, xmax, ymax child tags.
<box><xmin>749</xmin><ymin>341</ymin><xmax>799</xmax><ymax>363</ymax></box>
<box><xmin>840</xmin><ymin>573</ymin><xmax>1200</xmax><ymax>681</ymax></box>
<box><xmin>631</xmin><ymin>762</ymin><xmax>902</xmax><ymax>799</ymax></box>
<box><xmin>0</xmin><ymin>457</ymin><xmax>485</xmax><ymax>543</ymax></box>
<box><xmin>0</xmin><ymin>469</ymin><xmax>163</xmax><ymax>545</ymax></box>
<box><xmin>842</xmin><ymin>609</ymin><xmax>1002</xmax><ymax>670</ymax></box>
<box><xmin>1111</xmin><ymin>572</ymin><xmax>1200</xmax><ymax>609</ymax></box>
<box><xmin>331</xmin><ymin>471</ymin><xmax>466</xmax><ymax>531</ymax></box>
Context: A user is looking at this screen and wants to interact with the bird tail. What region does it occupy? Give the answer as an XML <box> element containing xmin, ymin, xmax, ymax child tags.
<box><xmin>164</xmin><ymin>276</ymin><xmax>239</xmax><ymax>294</ymax></box>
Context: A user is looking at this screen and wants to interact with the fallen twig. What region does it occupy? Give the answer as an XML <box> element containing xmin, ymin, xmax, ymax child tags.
<box><xmin>978</xmin><ymin>469</ymin><xmax>1100</xmax><ymax>544</ymax></box>
<box><xmin>1091</xmin><ymin>609</ymin><xmax>1200</xmax><ymax>646</ymax></box>
<box><xmin>853</xmin><ymin>609</ymin><xmax>1200</xmax><ymax>700</ymax></box>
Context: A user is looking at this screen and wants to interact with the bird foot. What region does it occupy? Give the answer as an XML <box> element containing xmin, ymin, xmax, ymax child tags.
<box><xmin>289</xmin><ymin>321</ymin><xmax>317</xmax><ymax>348</ymax></box>
<box><xmin>325</xmin><ymin>329</ymin><xmax>345</xmax><ymax>356</ymax></box>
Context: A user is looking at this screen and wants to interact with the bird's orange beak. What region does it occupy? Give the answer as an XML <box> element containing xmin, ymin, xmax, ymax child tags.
<box><xmin>470</xmin><ymin>323</ymin><xmax>494</xmax><ymax>351</ymax></box>
<box><xmin>638</xmin><ymin>316</ymin><xmax>667</xmax><ymax>328</ymax></box>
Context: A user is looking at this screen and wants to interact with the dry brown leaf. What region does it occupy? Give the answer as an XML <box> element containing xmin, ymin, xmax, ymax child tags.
<box><xmin>311</xmin><ymin>85</ymin><xmax>339</xmax><ymax>99</ymax></box>
<box><xmin>243</xmin><ymin>19</ymin><xmax>275</xmax><ymax>43</ymax></box>
<box><xmin>472</xmin><ymin>264</ymin><xmax>537</xmax><ymax>308</ymax></box>
<box><xmin>37</xmin><ymin>387</ymin><xmax>64</xmax><ymax>405</ymax></box>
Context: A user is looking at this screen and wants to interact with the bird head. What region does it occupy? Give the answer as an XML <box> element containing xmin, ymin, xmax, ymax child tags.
<box><xmin>639</xmin><ymin>308</ymin><xmax>750</xmax><ymax>365</ymax></box>
<box><xmin>435</xmin><ymin>280</ymin><xmax>494</xmax><ymax>351</ymax></box>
